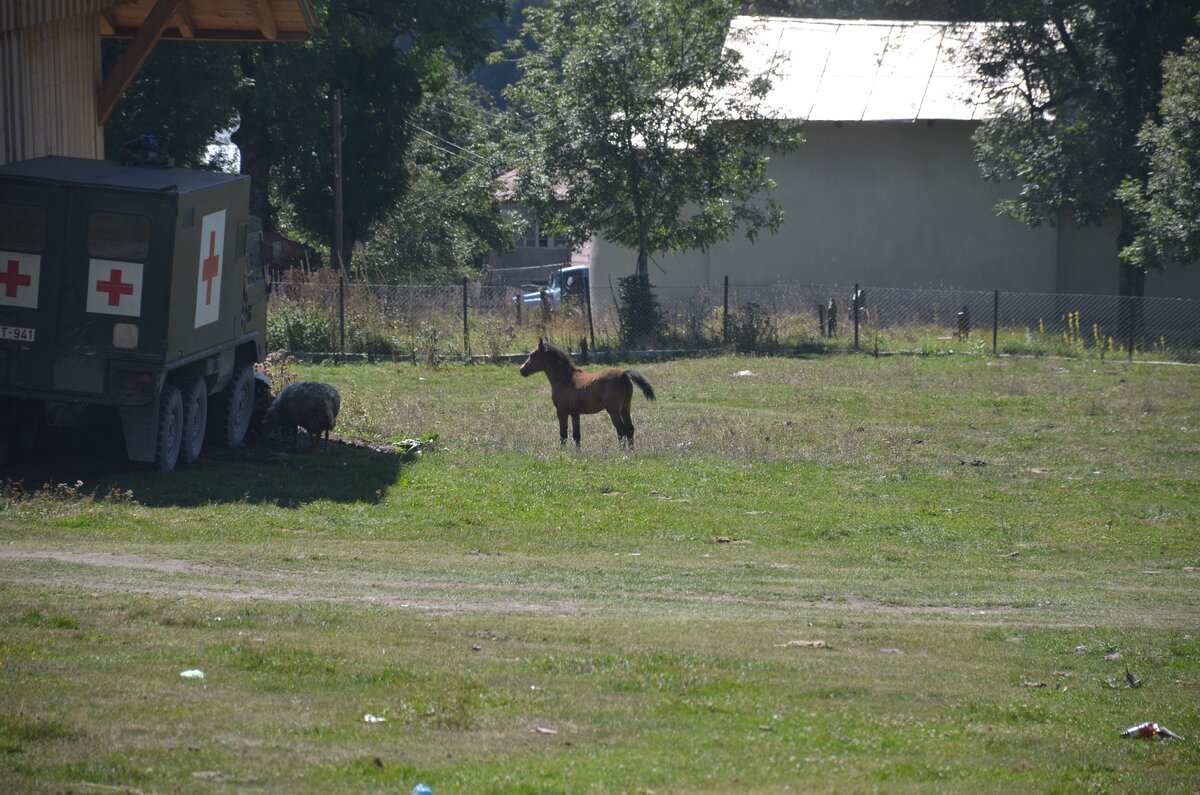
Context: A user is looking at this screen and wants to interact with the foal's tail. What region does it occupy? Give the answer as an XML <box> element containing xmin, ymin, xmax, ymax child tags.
<box><xmin>626</xmin><ymin>370</ymin><xmax>656</xmax><ymax>401</ymax></box>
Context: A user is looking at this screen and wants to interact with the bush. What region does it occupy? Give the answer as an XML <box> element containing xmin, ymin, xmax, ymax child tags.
<box><xmin>617</xmin><ymin>274</ymin><xmax>666</xmax><ymax>349</ymax></box>
<box><xmin>728</xmin><ymin>302</ymin><xmax>779</xmax><ymax>352</ymax></box>
<box><xmin>267</xmin><ymin>296</ymin><xmax>332</xmax><ymax>353</ymax></box>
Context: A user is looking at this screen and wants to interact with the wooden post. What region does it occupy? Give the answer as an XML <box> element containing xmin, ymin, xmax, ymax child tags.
<box><xmin>331</xmin><ymin>90</ymin><xmax>344</xmax><ymax>273</ymax></box>
<box><xmin>992</xmin><ymin>290</ymin><xmax>999</xmax><ymax>355</ymax></box>
<box><xmin>853</xmin><ymin>283</ymin><xmax>860</xmax><ymax>350</ymax></box>
<box><xmin>1127</xmin><ymin>295</ymin><xmax>1136</xmax><ymax>361</ymax></box>
<box><xmin>462</xmin><ymin>276</ymin><xmax>470</xmax><ymax>359</ymax></box>
<box><xmin>338</xmin><ymin>274</ymin><xmax>345</xmax><ymax>357</ymax></box>
<box><xmin>722</xmin><ymin>275</ymin><xmax>730</xmax><ymax>346</ymax></box>
<box><xmin>585</xmin><ymin>279</ymin><xmax>596</xmax><ymax>353</ymax></box>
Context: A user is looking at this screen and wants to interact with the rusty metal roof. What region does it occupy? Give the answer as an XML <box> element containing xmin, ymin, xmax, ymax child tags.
<box><xmin>729</xmin><ymin>17</ymin><xmax>991</xmax><ymax>122</ymax></box>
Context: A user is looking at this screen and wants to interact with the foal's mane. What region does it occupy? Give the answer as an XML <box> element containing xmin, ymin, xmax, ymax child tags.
<box><xmin>540</xmin><ymin>341</ymin><xmax>578</xmax><ymax>379</ymax></box>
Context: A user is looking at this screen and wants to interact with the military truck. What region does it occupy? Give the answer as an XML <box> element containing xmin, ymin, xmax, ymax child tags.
<box><xmin>0</xmin><ymin>156</ymin><xmax>268</xmax><ymax>470</ymax></box>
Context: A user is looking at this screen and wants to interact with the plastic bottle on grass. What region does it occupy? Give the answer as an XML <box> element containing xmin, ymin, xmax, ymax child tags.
<box><xmin>412</xmin><ymin>784</ymin><xmax>433</xmax><ymax>795</ymax></box>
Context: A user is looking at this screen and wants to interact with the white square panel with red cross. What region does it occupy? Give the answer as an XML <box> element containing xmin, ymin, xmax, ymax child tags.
<box><xmin>0</xmin><ymin>251</ymin><xmax>41</xmax><ymax>309</ymax></box>
<box><xmin>194</xmin><ymin>209</ymin><xmax>225</xmax><ymax>328</ymax></box>
<box><xmin>87</xmin><ymin>259</ymin><xmax>144</xmax><ymax>317</ymax></box>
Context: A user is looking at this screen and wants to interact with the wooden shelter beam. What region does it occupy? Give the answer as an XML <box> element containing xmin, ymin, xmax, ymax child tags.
<box><xmin>248</xmin><ymin>0</ymin><xmax>278</xmax><ymax>41</ymax></box>
<box><xmin>173</xmin><ymin>2</ymin><xmax>195</xmax><ymax>39</ymax></box>
<box><xmin>96</xmin><ymin>0</ymin><xmax>185</xmax><ymax>126</ymax></box>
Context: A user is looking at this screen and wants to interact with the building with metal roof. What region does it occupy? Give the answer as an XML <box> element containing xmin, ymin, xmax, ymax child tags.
<box><xmin>588</xmin><ymin>17</ymin><xmax>1199</xmax><ymax>300</ymax></box>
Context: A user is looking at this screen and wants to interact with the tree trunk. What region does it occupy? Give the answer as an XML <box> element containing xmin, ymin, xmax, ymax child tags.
<box><xmin>231</xmin><ymin>103</ymin><xmax>275</xmax><ymax>236</ymax></box>
<box><xmin>636</xmin><ymin>224</ymin><xmax>650</xmax><ymax>280</ymax></box>
<box><xmin>1116</xmin><ymin>208</ymin><xmax>1145</xmax><ymax>349</ymax></box>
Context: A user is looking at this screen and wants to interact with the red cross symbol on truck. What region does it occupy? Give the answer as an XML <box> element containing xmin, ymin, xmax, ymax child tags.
<box><xmin>201</xmin><ymin>230</ymin><xmax>220</xmax><ymax>305</ymax></box>
<box><xmin>96</xmin><ymin>268</ymin><xmax>134</xmax><ymax>306</ymax></box>
<box><xmin>1</xmin><ymin>258</ymin><xmax>31</xmax><ymax>298</ymax></box>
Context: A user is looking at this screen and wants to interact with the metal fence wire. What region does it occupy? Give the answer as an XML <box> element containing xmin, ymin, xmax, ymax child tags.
<box><xmin>267</xmin><ymin>279</ymin><xmax>1200</xmax><ymax>364</ymax></box>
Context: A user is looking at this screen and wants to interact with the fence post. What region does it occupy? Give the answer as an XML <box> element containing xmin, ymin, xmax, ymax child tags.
<box><xmin>338</xmin><ymin>274</ymin><xmax>345</xmax><ymax>358</ymax></box>
<box><xmin>585</xmin><ymin>279</ymin><xmax>596</xmax><ymax>353</ymax></box>
<box><xmin>853</xmin><ymin>282</ymin><xmax>860</xmax><ymax>351</ymax></box>
<box><xmin>992</xmin><ymin>290</ymin><xmax>999</xmax><ymax>355</ymax></box>
<box><xmin>462</xmin><ymin>276</ymin><xmax>470</xmax><ymax>360</ymax></box>
<box><xmin>722</xmin><ymin>275</ymin><xmax>730</xmax><ymax>346</ymax></box>
<box><xmin>1127</xmin><ymin>295</ymin><xmax>1135</xmax><ymax>361</ymax></box>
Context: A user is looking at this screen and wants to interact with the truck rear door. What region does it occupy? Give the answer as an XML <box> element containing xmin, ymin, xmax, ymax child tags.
<box><xmin>49</xmin><ymin>188</ymin><xmax>172</xmax><ymax>396</ymax></box>
<box><xmin>0</xmin><ymin>184</ymin><xmax>65</xmax><ymax>392</ymax></box>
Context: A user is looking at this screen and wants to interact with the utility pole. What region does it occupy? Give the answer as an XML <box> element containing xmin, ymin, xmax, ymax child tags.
<box><xmin>331</xmin><ymin>89</ymin><xmax>344</xmax><ymax>271</ymax></box>
<box><xmin>332</xmin><ymin>90</ymin><xmax>345</xmax><ymax>356</ymax></box>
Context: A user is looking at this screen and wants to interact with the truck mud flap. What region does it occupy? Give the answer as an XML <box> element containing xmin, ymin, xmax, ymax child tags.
<box><xmin>119</xmin><ymin>401</ymin><xmax>159</xmax><ymax>463</ymax></box>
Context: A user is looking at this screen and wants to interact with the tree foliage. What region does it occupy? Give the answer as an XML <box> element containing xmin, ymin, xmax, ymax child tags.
<box><xmin>102</xmin><ymin>42</ymin><xmax>241</xmax><ymax>168</ymax></box>
<box><xmin>502</xmin><ymin>0</ymin><xmax>803</xmax><ymax>278</ymax></box>
<box><xmin>237</xmin><ymin>0</ymin><xmax>505</xmax><ymax>257</ymax></box>
<box><xmin>962</xmin><ymin>1</ymin><xmax>1200</xmax><ymax>289</ymax></box>
<box><xmin>103</xmin><ymin>0</ymin><xmax>506</xmax><ymax>262</ymax></box>
<box><xmin>355</xmin><ymin>72</ymin><xmax>519</xmax><ymax>282</ymax></box>
<box><xmin>1120</xmin><ymin>33</ymin><xmax>1200</xmax><ymax>269</ymax></box>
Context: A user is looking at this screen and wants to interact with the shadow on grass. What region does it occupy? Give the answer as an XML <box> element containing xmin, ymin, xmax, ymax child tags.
<box><xmin>1</xmin><ymin>424</ymin><xmax>413</xmax><ymax>508</ymax></box>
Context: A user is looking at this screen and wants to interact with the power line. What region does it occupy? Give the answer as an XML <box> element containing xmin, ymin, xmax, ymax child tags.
<box><xmin>411</xmin><ymin>124</ymin><xmax>488</xmax><ymax>165</ymax></box>
<box><xmin>413</xmin><ymin>131</ymin><xmax>488</xmax><ymax>167</ymax></box>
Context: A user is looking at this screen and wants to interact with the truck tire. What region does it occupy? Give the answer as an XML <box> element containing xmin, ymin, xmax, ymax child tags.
<box><xmin>209</xmin><ymin>364</ymin><xmax>254</xmax><ymax>448</ymax></box>
<box><xmin>156</xmin><ymin>385</ymin><xmax>183</xmax><ymax>471</ymax></box>
<box><xmin>177</xmin><ymin>375</ymin><xmax>208</xmax><ymax>465</ymax></box>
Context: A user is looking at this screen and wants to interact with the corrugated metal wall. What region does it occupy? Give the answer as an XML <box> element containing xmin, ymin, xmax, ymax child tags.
<box><xmin>1</xmin><ymin>2</ymin><xmax>108</xmax><ymax>164</ymax></box>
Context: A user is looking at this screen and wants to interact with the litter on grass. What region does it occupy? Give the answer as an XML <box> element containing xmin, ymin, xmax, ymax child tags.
<box><xmin>364</xmin><ymin>714</ymin><xmax>387</xmax><ymax>723</ymax></box>
<box><xmin>1122</xmin><ymin>722</ymin><xmax>1182</xmax><ymax>740</ymax></box>
<box><xmin>179</xmin><ymin>669</ymin><xmax>205</xmax><ymax>679</ymax></box>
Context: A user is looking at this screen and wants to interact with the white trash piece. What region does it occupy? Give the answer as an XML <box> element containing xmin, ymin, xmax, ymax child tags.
<box><xmin>179</xmin><ymin>669</ymin><xmax>205</xmax><ymax>679</ymax></box>
<box><xmin>363</xmin><ymin>714</ymin><xmax>387</xmax><ymax>723</ymax></box>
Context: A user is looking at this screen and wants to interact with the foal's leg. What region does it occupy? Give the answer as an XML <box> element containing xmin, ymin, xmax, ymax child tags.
<box><xmin>622</xmin><ymin>399</ymin><xmax>635</xmax><ymax>449</ymax></box>
<box><xmin>607</xmin><ymin>407</ymin><xmax>626</xmax><ymax>446</ymax></box>
<box><xmin>557</xmin><ymin>407</ymin><xmax>570</xmax><ymax>446</ymax></box>
<box><xmin>570</xmin><ymin>412</ymin><xmax>581</xmax><ymax>448</ymax></box>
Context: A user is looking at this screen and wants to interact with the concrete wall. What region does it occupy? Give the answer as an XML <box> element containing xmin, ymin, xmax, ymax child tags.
<box><xmin>592</xmin><ymin>121</ymin><xmax>1060</xmax><ymax>292</ymax></box>
<box><xmin>1057</xmin><ymin>210</ymin><xmax>1200</xmax><ymax>299</ymax></box>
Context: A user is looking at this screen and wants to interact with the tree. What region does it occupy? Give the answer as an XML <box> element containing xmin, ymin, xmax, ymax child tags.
<box><xmin>233</xmin><ymin>0</ymin><xmax>506</xmax><ymax>263</ymax></box>
<box><xmin>355</xmin><ymin>70</ymin><xmax>520</xmax><ymax>282</ymax></box>
<box><xmin>1119</xmin><ymin>33</ymin><xmax>1200</xmax><ymax>270</ymax></box>
<box><xmin>102</xmin><ymin>42</ymin><xmax>241</xmax><ymax>168</ymax></box>
<box><xmin>962</xmin><ymin>1</ymin><xmax>1200</xmax><ymax>296</ymax></box>
<box><xmin>103</xmin><ymin>0</ymin><xmax>506</xmax><ymax>263</ymax></box>
<box><xmin>501</xmin><ymin>0</ymin><xmax>803</xmax><ymax>280</ymax></box>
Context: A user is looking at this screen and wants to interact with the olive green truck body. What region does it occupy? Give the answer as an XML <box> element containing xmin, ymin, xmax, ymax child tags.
<box><xmin>0</xmin><ymin>156</ymin><xmax>267</xmax><ymax>469</ymax></box>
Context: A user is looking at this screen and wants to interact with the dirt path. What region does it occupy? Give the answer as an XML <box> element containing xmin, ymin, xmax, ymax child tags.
<box><xmin>0</xmin><ymin>548</ymin><xmax>1029</xmax><ymax>621</ymax></box>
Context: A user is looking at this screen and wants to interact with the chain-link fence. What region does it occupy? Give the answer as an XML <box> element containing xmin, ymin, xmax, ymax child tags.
<box><xmin>267</xmin><ymin>277</ymin><xmax>1200</xmax><ymax>364</ymax></box>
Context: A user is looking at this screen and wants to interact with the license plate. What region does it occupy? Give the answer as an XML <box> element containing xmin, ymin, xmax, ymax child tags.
<box><xmin>0</xmin><ymin>325</ymin><xmax>35</xmax><ymax>342</ymax></box>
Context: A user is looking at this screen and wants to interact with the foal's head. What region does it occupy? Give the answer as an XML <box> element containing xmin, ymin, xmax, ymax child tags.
<box><xmin>520</xmin><ymin>338</ymin><xmax>574</xmax><ymax>379</ymax></box>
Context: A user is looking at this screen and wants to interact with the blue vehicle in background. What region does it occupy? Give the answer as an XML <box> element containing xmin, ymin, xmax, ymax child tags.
<box><xmin>514</xmin><ymin>265</ymin><xmax>589</xmax><ymax>311</ymax></box>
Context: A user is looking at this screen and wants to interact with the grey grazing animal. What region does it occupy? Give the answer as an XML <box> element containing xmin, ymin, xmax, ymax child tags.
<box><xmin>264</xmin><ymin>381</ymin><xmax>341</xmax><ymax>451</ymax></box>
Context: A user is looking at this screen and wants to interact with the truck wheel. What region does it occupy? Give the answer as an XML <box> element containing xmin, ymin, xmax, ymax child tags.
<box><xmin>177</xmin><ymin>375</ymin><xmax>208</xmax><ymax>465</ymax></box>
<box><xmin>156</xmin><ymin>385</ymin><xmax>183</xmax><ymax>471</ymax></box>
<box><xmin>209</xmin><ymin>364</ymin><xmax>254</xmax><ymax>448</ymax></box>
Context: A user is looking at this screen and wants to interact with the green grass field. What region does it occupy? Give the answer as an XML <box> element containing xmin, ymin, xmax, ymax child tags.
<box><xmin>2</xmin><ymin>354</ymin><xmax>1198</xmax><ymax>793</ymax></box>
